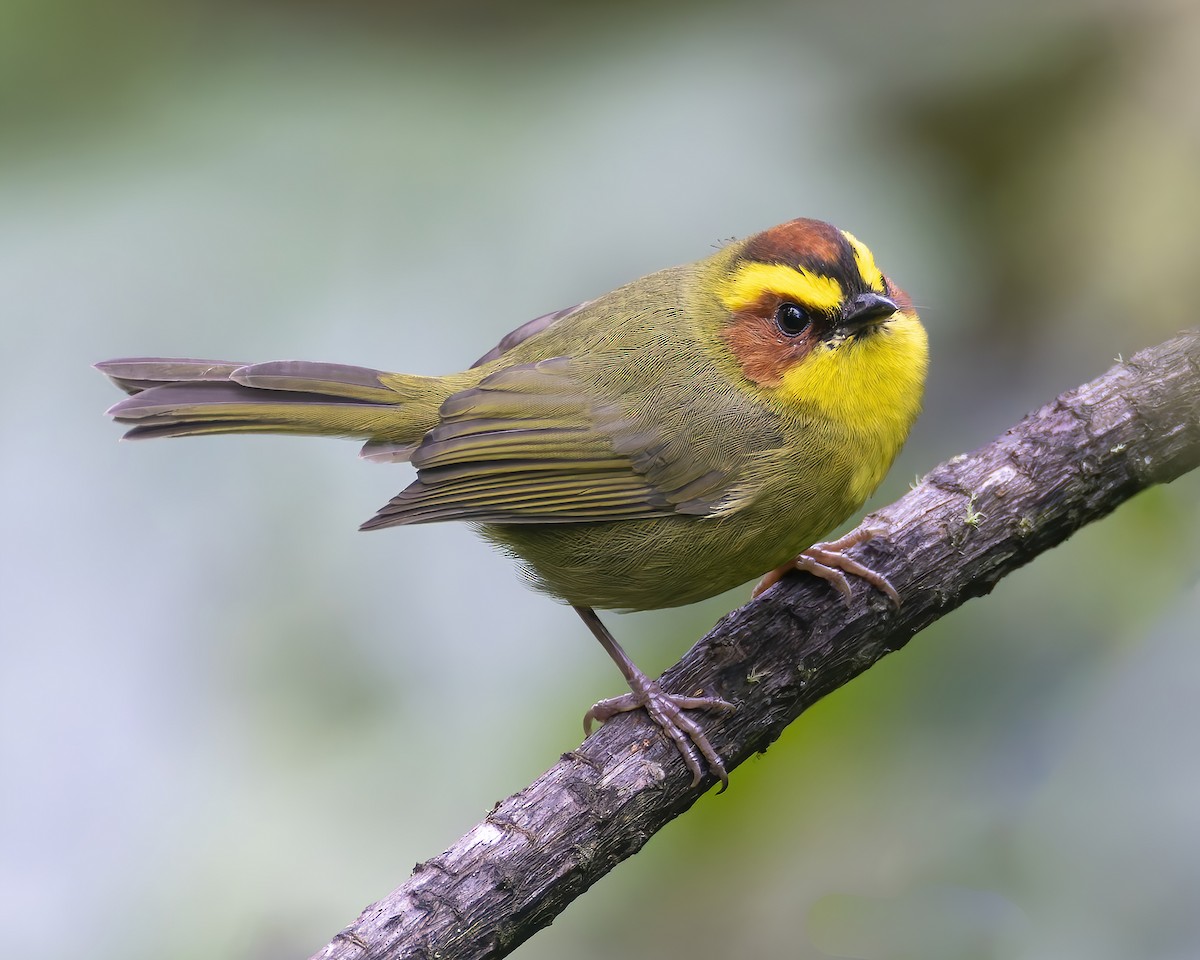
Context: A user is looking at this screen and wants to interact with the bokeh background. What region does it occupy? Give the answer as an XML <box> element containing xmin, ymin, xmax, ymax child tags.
<box><xmin>3</xmin><ymin>1</ymin><xmax>1199</xmax><ymax>958</ymax></box>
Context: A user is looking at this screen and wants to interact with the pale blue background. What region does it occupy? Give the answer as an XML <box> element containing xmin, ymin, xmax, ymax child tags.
<box><xmin>3</xmin><ymin>2</ymin><xmax>1199</xmax><ymax>958</ymax></box>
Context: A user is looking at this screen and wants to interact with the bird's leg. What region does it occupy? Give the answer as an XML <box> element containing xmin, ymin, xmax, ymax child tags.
<box><xmin>753</xmin><ymin>525</ymin><xmax>900</xmax><ymax>607</ymax></box>
<box><xmin>574</xmin><ymin>605</ymin><xmax>735</xmax><ymax>789</ymax></box>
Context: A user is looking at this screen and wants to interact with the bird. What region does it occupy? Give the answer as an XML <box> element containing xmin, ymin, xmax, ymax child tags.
<box><xmin>97</xmin><ymin>217</ymin><xmax>928</xmax><ymax>788</ymax></box>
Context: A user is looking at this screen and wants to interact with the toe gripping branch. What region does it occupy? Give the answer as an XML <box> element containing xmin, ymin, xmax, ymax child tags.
<box><xmin>753</xmin><ymin>526</ymin><xmax>900</xmax><ymax>607</ymax></box>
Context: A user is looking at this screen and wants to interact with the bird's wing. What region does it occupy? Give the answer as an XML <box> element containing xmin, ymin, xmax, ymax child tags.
<box><xmin>361</xmin><ymin>357</ymin><xmax>778</xmax><ymax>529</ymax></box>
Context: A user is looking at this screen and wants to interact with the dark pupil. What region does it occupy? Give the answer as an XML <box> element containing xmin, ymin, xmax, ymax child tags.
<box><xmin>775</xmin><ymin>302</ymin><xmax>810</xmax><ymax>336</ymax></box>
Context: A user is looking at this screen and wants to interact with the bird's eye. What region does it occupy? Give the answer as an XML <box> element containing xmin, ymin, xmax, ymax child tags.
<box><xmin>774</xmin><ymin>302</ymin><xmax>812</xmax><ymax>337</ymax></box>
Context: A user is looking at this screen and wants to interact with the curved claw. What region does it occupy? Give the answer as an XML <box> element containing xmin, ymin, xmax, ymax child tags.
<box><xmin>753</xmin><ymin>525</ymin><xmax>900</xmax><ymax>607</ymax></box>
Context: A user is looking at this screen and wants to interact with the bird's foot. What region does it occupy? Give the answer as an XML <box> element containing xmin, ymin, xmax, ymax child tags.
<box><xmin>752</xmin><ymin>525</ymin><xmax>899</xmax><ymax>607</ymax></box>
<box><xmin>573</xmin><ymin>605</ymin><xmax>736</xmax><ymax>790</ymax></box>
<box><xmin>584</xmin><ymin>680</ymin><xmax>736</xmax><ymax>789</ymax></box>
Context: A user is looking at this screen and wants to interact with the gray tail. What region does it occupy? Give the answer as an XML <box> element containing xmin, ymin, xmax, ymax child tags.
<box><xmin>97</xmin><ymin>357</ymin><xmax>441</xmax><ymax>455</ymax></box>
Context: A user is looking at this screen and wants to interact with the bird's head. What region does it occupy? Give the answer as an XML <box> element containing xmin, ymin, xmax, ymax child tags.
<box><xmin>708</xmin><ymin>217</ymin><xmax>928</xmax><ymax>427</ymax></box>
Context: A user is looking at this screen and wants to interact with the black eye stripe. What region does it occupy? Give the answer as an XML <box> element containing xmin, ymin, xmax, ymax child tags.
<box><xmin>775</xmin><ymin>302</ymin><xmax>812</xmax><ymax>337</ymax></box>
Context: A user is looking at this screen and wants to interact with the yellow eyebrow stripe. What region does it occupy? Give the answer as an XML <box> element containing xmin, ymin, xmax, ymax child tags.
<box><xmin>717</xmin><ymin>262</ymin><xmax>843</xmax><ymax>314</ymax></box>
<box><xmin>841</xmin><ymin>230</ymin><xmax>885</xmax><ymax>292</ymax></box>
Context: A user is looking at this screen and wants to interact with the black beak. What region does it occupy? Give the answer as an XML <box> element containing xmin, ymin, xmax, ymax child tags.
<box><xmin>841</xmin><ymin>292</ymin><xmax>898</xmax><ymax>333</ymax></box>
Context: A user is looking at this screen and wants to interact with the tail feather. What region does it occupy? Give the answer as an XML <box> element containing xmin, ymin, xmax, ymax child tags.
<box><xmin>97</xmin><ymin>357</ymin><xmax>448</xmax><ymax>451</ymax></box>
<box><xmin>95</xmin><ymin>358</ymin><xmax>247</xmax><ymax>395</ymax></box>
<box><xmin>230</xmin><ymin>360</ymin><xmax>409</xmax><ymax>403</ymax></box>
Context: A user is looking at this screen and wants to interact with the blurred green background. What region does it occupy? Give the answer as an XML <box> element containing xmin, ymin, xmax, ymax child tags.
<box><xmin>3</xmin><ymin>1</ymin><xmax>1199</xmax><ymax>958</ymax></box>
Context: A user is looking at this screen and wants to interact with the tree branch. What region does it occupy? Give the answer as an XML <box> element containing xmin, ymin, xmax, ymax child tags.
<box><xmin>311</xmin><ymin>329</ymin><xmax>1200</xmax><ymax>960</ymax></box>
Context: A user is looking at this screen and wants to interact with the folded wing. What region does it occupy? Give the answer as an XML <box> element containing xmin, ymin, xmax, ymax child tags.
<box><xmin>362</xmin><ymin>357</ymin><xmax>776</xmax><ymax>528</ymax></box>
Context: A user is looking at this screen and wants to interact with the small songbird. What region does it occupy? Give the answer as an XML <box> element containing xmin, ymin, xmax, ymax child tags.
<box><xmin>98</xmin><ymin>217</ymin><xmax>928</xmax><ymax>787</ymax></box>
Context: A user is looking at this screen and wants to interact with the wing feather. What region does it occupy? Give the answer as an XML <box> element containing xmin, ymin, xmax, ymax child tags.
<box><xmin>360</xmin><ymin>357</ymin><xmax>758</xmax><ymax>529</ymax></box>
<box><xmin>469</xmin><ymin>301</ymin><xmax>591</xmax><ymax>368</ymax></box>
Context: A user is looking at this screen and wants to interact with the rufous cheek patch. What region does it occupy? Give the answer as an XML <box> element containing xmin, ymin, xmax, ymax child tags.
<box><xmin>719</xmin><ymin>303</ymin><xmax>814</xmax><ymax>389</ymax></box>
